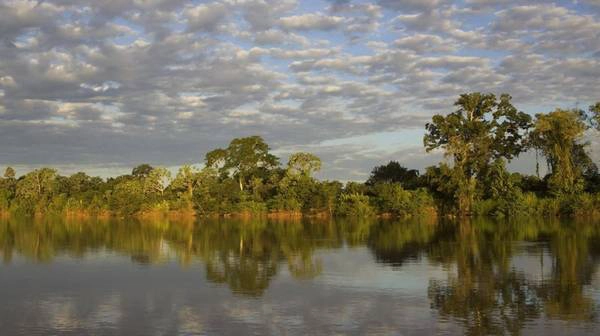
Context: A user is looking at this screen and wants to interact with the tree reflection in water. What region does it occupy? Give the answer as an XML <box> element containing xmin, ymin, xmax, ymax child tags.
<box><xmin>425</xmin><ymin>219</ymin><xmax>600</xmax><ymax>335</ymax></box>
<box><xmin>1</xmin><ymin>215</ymin><xmax>599</xmax><ymax>333</ymax></box>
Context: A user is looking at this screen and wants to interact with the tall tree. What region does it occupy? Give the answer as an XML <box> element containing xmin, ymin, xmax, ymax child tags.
<box><xmin>16</xmin><ymin>168</ymin><xmax>57</xmax><ymax>198</ymax></box>
<box><xmin>271</xmin><ymin>153</ymin><xmax>322</xmax><ymax>211</ymax></box>
<box><xmin>14</xmin><ymin>168</ymin><xmax>58</xmax><ymax>213</ymax></box>
<box><xmin>206</xmin><ymin>136</ymin><xmax>279</xmax><ymax>191</ymax></box>
<box><xmin>529</xmin><ymin>109</ymin><xmax>589</xmax><ymax>194</ymax></box>
<box><xmin>171</xmin><ymin>165</ymin><xmax>200</xmax><ymax>201</ymax></box>
<box><xmin>424</xmin><ymin>93</ymin><xmax>531</xmax><ymax>214</ymax></box>
<box><xmin>144</xmin><ymin>167</ymin><xmax>171</xmax><ymax>196</ymax></box>
<box><xmin>64</xmin><ymin>172</ymin><xmax>95</xmax><ymax>195</ymax></box>
<box><xmin>286</xmin><ymin>152</ymin><xmax>321</xmax><ymax>178</ymax></box>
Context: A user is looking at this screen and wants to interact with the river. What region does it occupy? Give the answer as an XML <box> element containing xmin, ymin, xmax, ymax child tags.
<box><xmin>1</xmin><ymin>216</ymin><xmax>599</xmax><ymax>335</ymax></box>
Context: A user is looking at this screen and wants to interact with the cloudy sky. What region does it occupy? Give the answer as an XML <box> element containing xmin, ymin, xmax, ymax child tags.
<box><xmin>1</xmin><ymin>0</ymin><xmax>599</xmax><ymax>180</ymax></box>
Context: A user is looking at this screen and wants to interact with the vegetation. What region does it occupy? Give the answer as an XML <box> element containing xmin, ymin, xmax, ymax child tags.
<box><xmin>1</xmin><ymin>94</ymin><xmax>599</xmax><ymax>218</ymax></box>
<box><xmin>424</xmin><ymin>93</ymin><xmax>532</xmax><ymax>215</ymax></box>
<box><xmin>423</xmin><ymin>93</ymin><xmax>600</xmax><ymax>217</ymax></box>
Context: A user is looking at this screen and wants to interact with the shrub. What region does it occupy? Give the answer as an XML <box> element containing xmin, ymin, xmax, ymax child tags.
<box><xmin>472</xmin><ymin>199</ymin><xmax>496</xmax><ymax>217</ymax></box>
<box><xmin>236</xmin><ymin>200</ymin><xmax>268</xmax><ymax>214</ymax></box>
<box><xmin>0</xmin><ymin>189</ymin><xmax>10</xmax><ymax>212</ymax></box>
<box><xmin>336</xmin><ymin>193</ymin><xmax>376</xmax><ymax>217</ymax></box>
<box><xmin>268</xmin><ymin>194</ymin><xmax>301</xmax><ymax>212</ymax></box>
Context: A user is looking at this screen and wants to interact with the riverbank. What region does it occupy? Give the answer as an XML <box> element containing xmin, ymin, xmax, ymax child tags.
<box><xmin>2</xmin><ymin>183</ymin><xmax>599</xmax><ymax>221</ymax></box>
<box><xmin>0</xmin><ymin>207</ymin><xmax>440</xmax><ymax>221</ymax></box>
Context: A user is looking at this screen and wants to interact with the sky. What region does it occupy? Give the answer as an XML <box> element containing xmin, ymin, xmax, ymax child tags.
<box><xmin>0</xmin><ymin>0</ymin><xmax>599</xmax><ymax>180</ymax></box>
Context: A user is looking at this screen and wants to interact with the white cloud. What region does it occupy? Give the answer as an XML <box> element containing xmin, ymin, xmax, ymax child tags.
<box><xmin>394</xmin><ymin>34</ymin><xmax>457</xmax><ymax>53</ymax></box>
<box><xmin>280</xmin><ymin>13</ymin><xmax>344</xmax><ymax>31</ymax></box>
<box><xmin>184</xmin><ymin>3</ymin><xmax>229</xmax><ymax>32</ymax></box>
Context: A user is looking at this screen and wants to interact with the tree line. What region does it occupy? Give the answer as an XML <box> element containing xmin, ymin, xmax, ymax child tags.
<box><xmin>1</xmin><ymin>93</ymin><xmax>599</xmax><ymax>218</ymax></box>
<box><xmin>424</xmin><ymin>93</ymin><xmax>600</xmax><ymax>217</ymax></box>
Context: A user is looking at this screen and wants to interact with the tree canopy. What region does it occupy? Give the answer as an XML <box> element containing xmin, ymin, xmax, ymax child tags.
<box><xmin>206</xmin><ymin>136</ymin><xmax>279</xmax><ymax>191</ymax></box>
<box><xmin>3</xmin><ymin>167</ymin><xmax>15</xmax><ymax>180</ymax></box>
<box><xmin>366</xmin><ymin>161</ymin><xmax>420</xmax><ymax>189</ymax></box>
<box><xmin>424</xmin><ymin>93</ymin><xmax>532</xmax><ymax>214</ymax></box>
<box><xmin>287</xmin><ymin>152</ymin><xmax>322</xmax><ymax>178</ymax></box>
<box><xmin>529</xmin><ymin>109</ymin><xmax>590</xmax><ymax>195</ymax></box>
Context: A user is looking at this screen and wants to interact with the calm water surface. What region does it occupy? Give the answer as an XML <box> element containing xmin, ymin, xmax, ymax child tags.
<box><xmin>1</xmin><ymin>216</ymin><xmax>600</xmax><ymax>335</ymax></box>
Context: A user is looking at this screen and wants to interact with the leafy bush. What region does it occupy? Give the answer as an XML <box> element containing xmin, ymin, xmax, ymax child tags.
<box><xmin>472</xmin><ymin>199</ymin><xmax>497</xmax><ymax>217</ymax></box>
<box><xmin>236</xmin><ymin>200</ymin><xmax>268</xmax><ymax>214</ymax></box>
<box><xmin>0</xmin><ymin>189</ymin><xmax>10</xmax><ymax>212</ymax></box>
<box><xmin>371</xmin><ymin>183</ymin><xmax>435</xmax><ymax>217</ymax></box>
<box><xmin>336</xmin><ymin>193</ymin><xmax>376</xmax><ymax>217</ymax></box>
<box><xmin>268</xmin><ymin>194</ymin><xmax>301</xmax><ymax>212</ymax></box>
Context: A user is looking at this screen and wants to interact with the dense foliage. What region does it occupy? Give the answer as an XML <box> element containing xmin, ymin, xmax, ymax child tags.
<box><xmin>1</xmin><ymin>93</ymin><xmax>599</xmax><ymax>218</ymax></box>
<box><xmin>424</xmin><ymin>93</ymin><xmax>532</xmax><ymax>214</ymax></box>
<box><xmin>423</xmin><ymin>94</ymin><xmax>600</xmax><ymax>217</ymax></box>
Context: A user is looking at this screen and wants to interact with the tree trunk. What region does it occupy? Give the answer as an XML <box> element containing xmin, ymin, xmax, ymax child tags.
<box><xmin>187</xmin><ymin>184</ymin><xmax>194</xmax><ymax>211</ymax></box>
<box><xmin>188</xmin><ymin>184</ymin><xmax>193</xmax><ymax>199</ymax></box>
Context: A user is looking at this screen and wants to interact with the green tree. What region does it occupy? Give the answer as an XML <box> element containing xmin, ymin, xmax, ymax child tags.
<box><xmin>371</xmin><ymin>183</ymin><xmax>413</xmax><ymax>216</ymax></box>
<box><xmin>286</xmin><ymin>152</ymin><xmax>321</xmax><ymax>178</ymax></box>
<box><xmin>484</xmin><ymin>159</ymin><xmax>524</xmax><ymax>217</ymax></box>
<box><xmin>424</xmin><ymin>93</ymin><xmax>531</xmax><ymax>214</ymax></box>
<box><xmin>307</xmin><ymin>181</ymin><xmax>342</xmax><ymax>216</ymax></box>
<box><xmin>270</xmin><ymin>153</ymin><xmax>322</xmax><ymax>212</ymax></box>
<box><xmin>529</xmin><ymin>109</ymin><xmax>588</xmax><ymax>195</ymax></box>
<box><xmin>206</xmin><ymin>136</ymin><xmax>279</xmax><ymax>191</ymax></box>
<box><xmin>63</xmin><ymin>172</ymin><xmax>101</xmax><ymax>195</ymax></box>
<box><xmin>4</xmin><ymin>167</ymin><xmax>16</xmax><ymax>179</ymax></box>
<box><xmin>337</xmin><ymin>193</ymin><xmax>375</xmax><ymax>217</ymax></box>
<box><xmin>423</xmin><ymin>164</ymin><xmax>457</xmax><ymax>212</ymax></box>
<box><xmin>16</xmin><ymin>168</ymin><xmax>58</xmax><ymax>199</ymax></box>
<box><xmin>109</xmin><ymin>178</ymin><xmax>144</xmax><ymax>215</ymax></box>
<box><xmin>132</xmin><ymin>164</ymin><xmax>154</xmax><ymax>178</ymax></box>
<box><xmin>366</xmin><ymin>161</ymin><xmax>420</xmax><ymax>189</ymax></box>
<box><xmin>171</xmin><ymin>165</ymin><xmax>200</xmax><ymax>202</ymax></box>
<box><xmin>144</xmin><ymin>167</ymin><xmax>171</xmax><ymax>196</ymax></box>
<box><xmin>15</xmin><ymin>168</ymin><xmax>58</xmax><ymax>213</ymax></box>
<box><xmin>0</xmin><ymin>167</ymin><xmax>17</xmax><ymax>211</ymax></box>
